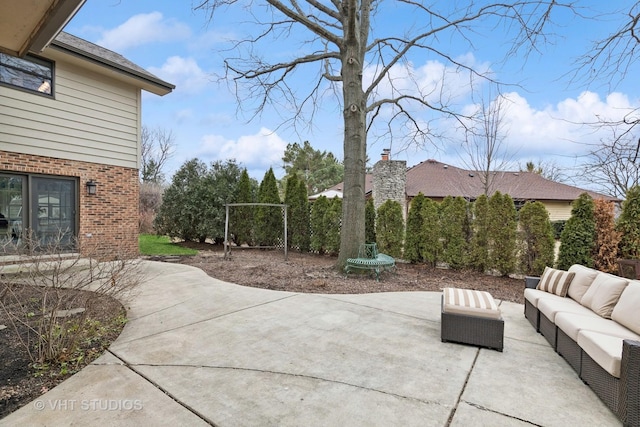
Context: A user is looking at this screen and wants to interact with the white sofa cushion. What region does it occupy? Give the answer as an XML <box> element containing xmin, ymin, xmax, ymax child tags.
<box><xmin>537</xmin><ymin>266</ymin><xmax>574</xmax><ymax>296</ymax></box>
<box><xmin>524</xmin><ymin>288</ymin><xmax>565</xmax><ymax>308</ymax></box>
<box><xmin>537</xmin><ymin>297</ymin><xmax>595</xmax><ymax>323</ymax></box>
<box><xmin>577</xmin><ymin>330</ymin><xmax>624</xmax><ymax>378</ymax></box>
<box><xmin>442</xmin><ymin>287</ymin><xmax>502</xmax><ymax>319</ymax></box>
<box><xmin>555</xmin><ymin>311</ymin><xmax>640</xmax><ymax>342</ymax></box>
<box><xmin>580</xmin><ymin>273</ymin><xmax>628</xmax><ymax>318</ymax></box>
<box><xmin>611</xmin><ymin>280</ymin><xmax>640</xmax><ymax>335</ymax></box>
<box><xmin>567</xmin><ymin>264</ymin><xmax>599</xmax><ymax>302</ymax></box>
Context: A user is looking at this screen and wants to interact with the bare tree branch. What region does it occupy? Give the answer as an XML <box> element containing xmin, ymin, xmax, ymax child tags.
<box><xmin>194</xmin><ymin>0</ymin><xmax>568</xmax><ymax>265</ymax></box>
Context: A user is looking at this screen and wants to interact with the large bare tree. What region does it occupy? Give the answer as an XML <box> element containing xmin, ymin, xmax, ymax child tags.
<box><xmin>572</xmin><ymin>2</ymin><xmax>640</xmax><ymax>196</ymax></box>
<box><xmin>194</xmin><ymin>0</ymin><xmax>567</xmax><ymax>266</ymax></box>
<box><xmin>578</xmin><ymin>124</ymin><xmax>640</xmax><ymax>198</ymax></box>
<box><xmin>140</xmin><ymin>125</ymin><xmax>176</xmax><ymax>184</ymax></box>
<box><xmin>459</xmin><ymin>93</ymin><xmax>514</xmax><ymax>196</ymax></box>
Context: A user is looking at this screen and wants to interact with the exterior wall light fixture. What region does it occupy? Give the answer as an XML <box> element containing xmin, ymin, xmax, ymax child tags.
<box><xmin>86</xmin><ymin>180</ymin><xmax>97</xmax><ymax>196</ymax></box>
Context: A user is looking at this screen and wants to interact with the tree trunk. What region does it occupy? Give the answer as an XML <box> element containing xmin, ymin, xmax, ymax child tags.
<box><xmin>337</xmin><ymin>0</ymin><xmax>367</xmax><ymax>268</ymax></box>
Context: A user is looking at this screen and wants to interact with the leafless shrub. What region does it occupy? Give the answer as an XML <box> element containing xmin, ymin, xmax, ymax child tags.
<box><xmin>139</xmin><ymin>181</ymin><xmax>164</xmax><ymax>234</ymax></box>
<box><xmin>0</xmin><ymin>230</ymin><xmax>144</xmax><ymax>365</ymax></box>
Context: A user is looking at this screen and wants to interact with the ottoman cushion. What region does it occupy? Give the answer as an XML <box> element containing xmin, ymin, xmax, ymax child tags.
<box><xmin>443</xmin><ymin>287</ymin><xmax>502</xmax><ymax>320</ymax></box>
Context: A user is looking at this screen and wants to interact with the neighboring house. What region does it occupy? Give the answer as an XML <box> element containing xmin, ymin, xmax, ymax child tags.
<box><xmin>0</xmin><ymin>27</ymin><xmax>174</xmax><ymax>257</ymax></box>
<box><xmin>319</xmin><ymin>157</ymin><xmax>618</xmax><ymax>221</ymax></box>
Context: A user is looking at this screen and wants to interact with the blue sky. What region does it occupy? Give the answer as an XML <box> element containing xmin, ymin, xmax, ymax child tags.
<box><xmin>65</xmin><ymin>1</ymin><xmax>639</xmax><ymax>185</ymax></box>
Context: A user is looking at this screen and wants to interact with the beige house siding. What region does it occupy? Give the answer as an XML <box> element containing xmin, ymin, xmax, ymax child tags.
<box><xmin>0</xmin><ymin>56</ymin><xmax>140</xmax><ymax>169</ymax></box>
<box><xmin>542</xmin><ymin>200</ymin><xmax>573</xmax><ymax>221</ymax></box>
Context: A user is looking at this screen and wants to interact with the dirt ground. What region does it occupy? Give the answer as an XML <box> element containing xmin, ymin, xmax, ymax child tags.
<box><xmin>0</xmin><ymin>288</ymin><xmax>125</xmax><ymax>419</ymax></box>
<box><xmin>1</xmin><ymin>244</ymin><xmax>525</xmax><ymax>419</ymax></box>
<box><xmin>175</xmin><ymin>243</ymin><xmax>525</xmax><ymax>304</ymax></box>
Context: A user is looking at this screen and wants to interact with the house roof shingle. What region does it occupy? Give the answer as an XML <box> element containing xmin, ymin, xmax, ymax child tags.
<box><xmin>325</xmin><ymin>159</ymin><xmax>618</xmax><ymax>202</ymax></box>
<box><xmin>50</xmin><ymin>32</ymin><xmax>175</xmax><ymax>95</ymax></box>
<box><xmin>404</xmin><ymin>159</ymin><xmax>617</xmax><ymax>201</ymax></box>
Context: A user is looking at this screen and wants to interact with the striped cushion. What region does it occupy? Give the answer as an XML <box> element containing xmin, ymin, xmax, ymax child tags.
<box><xmin>443</xmin><ymin>288</ymin><xmax>501</xmax><ymax>319</ymax></box>
<box><xmin>537</xmin><ymin>267</ymin><xmax>574</xmax><ymax>297</ymax></box>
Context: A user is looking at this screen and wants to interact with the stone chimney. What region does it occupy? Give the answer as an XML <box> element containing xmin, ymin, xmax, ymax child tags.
<box><xmin>372</xmin><ymin>152</ymin><xmax>407</xmax><ymax>220</ymax></box>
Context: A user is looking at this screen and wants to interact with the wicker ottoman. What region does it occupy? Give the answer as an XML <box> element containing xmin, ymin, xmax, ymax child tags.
<box><xmin>441</xmin><ymin>287</ymin><xmax>504</xmax><ymax>352</ymax></box>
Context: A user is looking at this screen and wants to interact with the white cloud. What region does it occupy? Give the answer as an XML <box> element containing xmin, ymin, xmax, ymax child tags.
<box><xmin>498</xmin><ymin>91</ymin><xmax>639</xmax><ymax>165</ymax></box>
<box><xmin>197</xmin><ymin>128</ymin><xmax>287</xmax><ymax>170</ymax></box>
<box><xmin>148</xmin><ymin>56</ymin><xmax>211</xmax><ymax>94</ymax></box>
<box><xmin>97</xmin><ymin>12</ymin><xmax>191</xmax><ymax>51</ymax></box>
<box><xmin>363</xmin><ymin>53</ymin><xmax>492</xmax><ymax>109</ymax></box>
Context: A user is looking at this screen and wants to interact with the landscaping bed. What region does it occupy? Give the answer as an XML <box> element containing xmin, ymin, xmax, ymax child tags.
<box><xmin>176</xmin><ymin>243</ymin><xmax>525</xmax><ymax>304</ymax></box>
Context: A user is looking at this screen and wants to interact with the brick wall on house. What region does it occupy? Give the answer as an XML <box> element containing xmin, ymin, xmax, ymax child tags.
<box><xmin>0</xmin><ymin>150</ymin><xmax>139</xmax><ymax>259</ymax></box>
<box><xmin>372</xmin><ymin>157</ymin><xmax>407</xmax><ymax>220</ymax></box>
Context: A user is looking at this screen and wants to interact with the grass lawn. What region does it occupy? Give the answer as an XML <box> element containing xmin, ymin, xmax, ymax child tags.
<box><xmin>139</xmin><ymin>234</ymin><xmax>199</xmax><ymax>256</ymax></box>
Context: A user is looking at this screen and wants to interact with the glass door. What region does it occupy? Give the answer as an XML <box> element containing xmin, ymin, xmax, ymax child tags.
<box><xmin>0</xmin><ymin>175</ymin><xmax>25</xmax><ymax>247</ymax></box>
<box><xmin>31</xmin><ymin>177</ymin><xmax>76</xmax><ymax>249</ymax></box>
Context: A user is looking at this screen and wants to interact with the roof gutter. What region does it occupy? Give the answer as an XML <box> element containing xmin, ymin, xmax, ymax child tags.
<box><xmin>49</xmin><ymin>39</ymin><xmax>175</xmax><ymax>96</ymax></box>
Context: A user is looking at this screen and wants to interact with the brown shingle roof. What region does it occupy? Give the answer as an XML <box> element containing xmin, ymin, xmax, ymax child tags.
<box><xmin>326</xmin><ymin>159</ymin><xmax>617</xmax><ymax>202</ymax></box>
<box><xmin>404</xmin><ymin>159</ymin><xmax>617</xmax><ymax>201</ymax></box>
<box><xmin>50</xmin><ymin>32</ymin><xmax>175</xmax><ymax>95</ymax></box>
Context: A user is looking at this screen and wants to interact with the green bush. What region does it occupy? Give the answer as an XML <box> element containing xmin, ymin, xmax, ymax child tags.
<box><xmin>365</xmin><ymin>198</ymin><xmax>377</xmax><ymax>245</ymax></box>
<box><xmin>284</xmin><ymin>175</ymin><xmax>311</xmax><ymax>251</ymax></box>
<box><xmin>618</xmin><ymin>185</ymin><xmax>640</xmax><ymax>259</ymax></box>
<box><xmin>310</xmin><ymin>196</ymin><xmax>329</xmax><ymax>254</ymax></box>
<box><xmin>284</xmin><ymin>175</ymin><xmax>300</xmax><ymax>249</ymax></box>
<box><xmin>404</xmin><ymin>193</ymin><xmax>427</xmax><ymax>263</ymax></box>
<box><xmin>422</xmin><ymin>198</ymin><xmax>442</xmax><ymax>267</ymax></box>
<box><xmin>202</xmin><ymin>160</ymin><xmax>243</xmax><ymax>243</ymax></box>
<box><xmin>154</xmin><ymin>159</ymin><xmax>210</xmax><ymax>242</ymax></box>
<box><xmin>440</xmin><ymin>196</ymin><xmax>470</xmax><ymax>269</ymax></box>
<box><xmin>469</xmin><ymin>195</ymin><xmax>489</xmax><ymax>273</ymax></box>
<box><xmin>551</xmin><ymin>220</ymin><xmax>566</xmax><ymax>240</ymax></box>
<box><xmin>294</xmin><ymin>177</ymin><xmax>311</xmax><ymax>251</ymax></box>
<box><xmin>518</xmin><ymin>201</ymin><xmax>555</xmax><ymax>276</ymax></box>
<box><xmin>255</xmin><ymin>168</ymin><xmax>283</xmax><ymax>246</ymax></box>
<box><xmin>376</xmin><ymin>199</ymin><xmax>404</xmax><ymax>258</ymax></box>
<box><xmin>324</xmin><ymin>197</ymin><xmax>342</xmax><ymax>255</ymax></box>
<box><xmin>231</xmin><ymin>169</ymin><xmax>256</xmax><ymax>246</ymax></box>
<box><xmin>557</xmin><ymin>193</ymin><xmax>596</xmax><ymax>270</ymax></box>
<box><xmin>487</xmin><ymin>192</ymin><xmax>517</xmax><ymax>276</ymax></box>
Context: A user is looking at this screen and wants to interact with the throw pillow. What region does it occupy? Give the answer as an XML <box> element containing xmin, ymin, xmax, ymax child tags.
<box><xmin>536</xmin><ymin>267</ymin><xmax>574</xmax><ymax>297</ymax></box>
<box><xmin>611</xmin><ymin>281</ymin><xmax>640</xmax><ymax>334</ymax></box>
<box><xmin>567</xmin><ymin>264</ymin><xmax>599</xmax><ymax>302</ymax></box>
<box><xmin>580</xmin><ymin>273</ymin><xmax>629</xmax><ymax>318</ymax></box>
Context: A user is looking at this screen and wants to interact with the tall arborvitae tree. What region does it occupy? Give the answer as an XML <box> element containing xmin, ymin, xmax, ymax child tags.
<box><xmin>487</xmin><ymin>192</ymin><xmax>518</xmax><ymax>275</ymax></box>
<box><xmin>324</xmin><ymin>197</ymin><xmax>342</xmax><ymax>255</ymax></box>
<box><xmin>310</xmin><ymin>195</ymin><xmax>329</xmax><ymax>254</ymax></box>
<box><xmin>618</xmin><ymin>185</ymin><xmax>640</xmax><ymax>260</ymax></box>
<box><xmin>440</xmin><ymin>196</ymin><xmax>470</xmax><ymax>270</ymax></box>
<box><xmin>232</xmin><ymin>168</ymin><xmax>255</xmax><ymax>245</ymax></box>
<box><xmin>376</xmin><ymin>200</ymin><xmax>404</xmax><ymax>258</ymax></box>
<box><xmin>284</xmin><ymin>174</ymin><xmax>300</xmax><ymax>249</ymax></box>
<box><xmin>469</xmin><ymin>194</ymin><xmax>490</xmax><ymax>273</ymax></box>
<box><xmin>518</xmin><ymin>201</ymin><xmax>555</xmax><ymax>276</ymax></box>
<box><xmin>594</xmin><ymin>199</ymin><xmax>621</xmax><ymax>273</ymax></box>
<box><xmin>293</xmin><ymin>177</ymin><xmax>311</xmax><ymax>251</ymax></box>
<box><xmin>557</xmin><ymin>193</ymin><xmax>596</xmax><ymax>270</ymax></box>
<box><xmin>365</xmin><ymin>197</ymin><xmax>377</xmax><ymax>245</ymax></box>
<box><xmin>404</xmin><ymin>193</ymin><xmax>426</xmax><ymax>263</ymax></box>
<box><xmin>255</xmin><ymin>168</ymin><xmax>283</xmax><ymax>246</ymax></box>
<box><xmin>422</xmin><ymin>197</ymin><xmax>442</xmax><ymax>267</ymax></box>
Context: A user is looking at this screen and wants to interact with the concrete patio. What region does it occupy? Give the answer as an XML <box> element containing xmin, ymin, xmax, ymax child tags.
<box><xmin>1</xmin><ymin>261</ymin><xmax>621</xmax><ymax>426</ymax></box>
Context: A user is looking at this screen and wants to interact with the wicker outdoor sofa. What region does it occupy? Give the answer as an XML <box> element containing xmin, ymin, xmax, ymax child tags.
<box><xmin>524</xmin><ymin>264</ymin><xmax>640</xmax><ymax>426</ymax></box>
